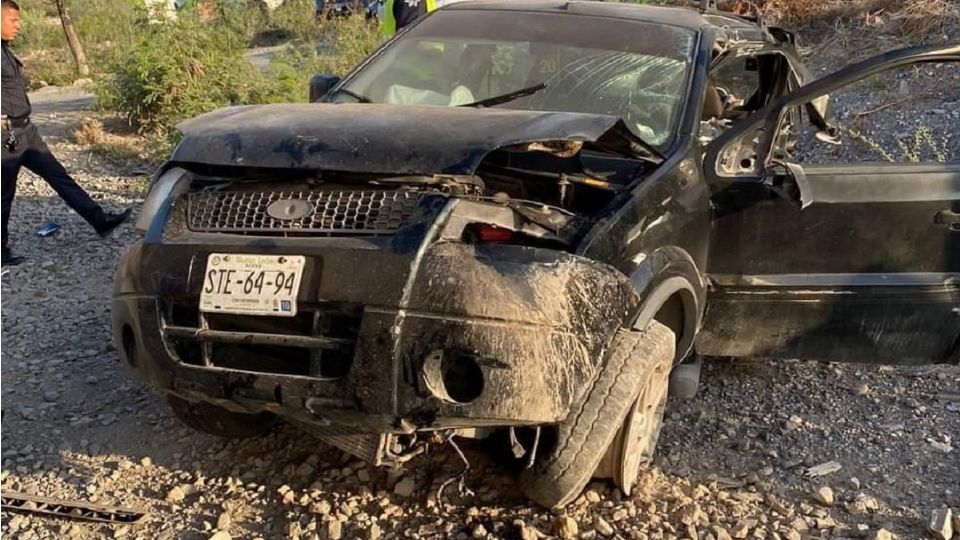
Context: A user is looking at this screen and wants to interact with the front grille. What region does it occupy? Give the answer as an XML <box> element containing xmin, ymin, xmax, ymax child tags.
<box><xmin>161</xmin><ymin>301</ymin><xmax>361</xmax><ymax>378</ymax></box>
<box><xmin>187</xmin><ymin>190</ymin><xmax>430</xmax><ymax>235</ymax></box>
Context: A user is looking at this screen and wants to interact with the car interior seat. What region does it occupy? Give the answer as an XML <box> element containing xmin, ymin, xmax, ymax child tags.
<box><xmin>702</xmin><ymin>79</ymin><xmax>724</xmax><ymax>120</ymax></box>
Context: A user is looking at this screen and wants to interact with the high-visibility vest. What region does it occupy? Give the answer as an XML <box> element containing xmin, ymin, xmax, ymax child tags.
<box><xmin>381</xmin><ymin>0</ymin><xmax>437</xmax><ymax>37</ymax></box>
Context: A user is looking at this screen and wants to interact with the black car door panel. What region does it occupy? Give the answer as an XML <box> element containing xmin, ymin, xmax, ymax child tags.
<box><xmin>699</xmin><ymin>44</ymin><xmax>960</xmax><ymax>364</ymax></box>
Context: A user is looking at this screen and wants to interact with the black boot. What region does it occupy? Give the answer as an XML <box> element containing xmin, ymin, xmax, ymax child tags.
<box><xmin>95</xmin><ymin>208</ymin><xmax>133</xmax><ymax>238</ymax></box>
<box><xmin>2</xmin><ymin>248</ymin><xmax>26</xmax><ymax>266</ymax></box>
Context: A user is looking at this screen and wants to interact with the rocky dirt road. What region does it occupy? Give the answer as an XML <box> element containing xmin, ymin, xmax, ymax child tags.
<box><xmin>2</xmin><ymin>76</ymin><xmax>959</xmax><ymax>540</ymax></box>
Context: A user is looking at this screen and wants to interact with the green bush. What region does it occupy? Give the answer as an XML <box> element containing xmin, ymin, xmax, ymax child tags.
<box><xmin>216</xmin><ymin>0</ymin><xmax>271</xmax><ymax>45</ymax></box>
<box><xmin>95</xmin><ymin>13</ymin><xmax>267</xmax><ymax>137</ymax></box>
<box><xmin>16</xmin><ymin>0</ymin><xmax>148</xmax><ymax>86</ymax></box>
<box><xmin>21</xmin><ymin>49</ymin><xmax>77</xmax><ymax>88</ymax></box>
<box><xmin>73</xmin><ymin>0</ymin><xmax>148</xmax><ymax>59</ymax></box>
<box><xmin>263</xmin><ymin>0</ymin><xmax>323</xmax><ymax>43</ymax></box>
<box><xmin>17</xmin><ymin>9</ymin><xmax>64</xmax><ymax>52</ymax></box>
<box><xmin>25</xmin><ymin>0</ymin><xmax>380</xmax><ymax>143</ymax></box>
<box><xmin>267</xmin><ymin>14</ymin><xmax>382</xmax><ymax>101</ymax></box>
<box><xmin>319</xmin><ymin>14</ymin><xmax>382</xmax><ymax>75</ymax></box>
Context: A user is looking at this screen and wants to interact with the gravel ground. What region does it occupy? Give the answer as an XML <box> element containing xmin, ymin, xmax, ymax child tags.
<box><xmin>2</xmin><ymin>51</ymin><xmax>959</xmax><ymax>540</ymax></box>
<box><xmin>794</xmin><ymin>56</ymin><xmax>960</xmax><ymax>164</ymax></box>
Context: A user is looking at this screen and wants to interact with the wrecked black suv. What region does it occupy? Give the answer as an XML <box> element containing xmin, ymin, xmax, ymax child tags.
<box><xmin>112</xmin><ymin>0</ymin><xmax>960</xmax><ymax>507</ymax></box>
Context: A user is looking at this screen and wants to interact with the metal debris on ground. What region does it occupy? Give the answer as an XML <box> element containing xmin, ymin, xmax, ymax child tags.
<box><xmin>435</xmin><ymin>436</ymin><xmax>475</xmax><ymax>504</ymax></box>
<box><xmin>36</xmin><ymin>222</ymin><xmax>62</xmax><ymax>237</ymax></box>
<box><xmin>1</xmin><ymin>491</ymin><xmax>146</xmax><ymax>524</ymax></box>
<box><xmin>709</xmin><ymin>476</ymin><xmax>746</xmax><ymax>489</ymax></box>
<box><xmin>525</xmin><ymin>427</ymin><xmax>542</xmax><ymax>469</ymax></box>
<box><xmin>804</xmin><ymin>461</ymin><xmax>842</xmax><ymax>478</ymax></box>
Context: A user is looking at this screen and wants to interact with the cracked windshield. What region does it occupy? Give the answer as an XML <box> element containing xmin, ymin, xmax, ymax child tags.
<box><xmin>337</xmin><ymin>10</ymin><xmax>695</xmax><ymax>146</ymax></box>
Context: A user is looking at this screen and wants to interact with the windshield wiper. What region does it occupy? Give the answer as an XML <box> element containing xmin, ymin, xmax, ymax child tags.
<box><xmin>460</xmin><ymin>83</ymin><xmax>546</xmax><ymax>108</ymax></box>
<box><xmin>329</xmin><ymin>87</ymin><xmax>372</xmax><ymax>103</ymax></box>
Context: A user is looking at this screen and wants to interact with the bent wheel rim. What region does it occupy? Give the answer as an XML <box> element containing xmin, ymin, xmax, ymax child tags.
<box><xmin>616</xmin><ymin>355</ymin><xmax>671</xmax><ymax>494</ymax></box>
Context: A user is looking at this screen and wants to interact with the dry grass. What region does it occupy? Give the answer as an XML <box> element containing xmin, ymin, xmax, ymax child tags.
<box><xmin>895</xmin><ymin>124</ymin><xmax>951</xmax><ymax>163</ymax></box>
<box><xmin>72</xmin><ymin>118</ymin><xmax>153</xmax><ymax>168</ymax></box>
<box><xmin>718</xmin><ymin>0</ymin><xmax>959</xmax><ymax>52</ymax></box>
<box><xmin>787</xmin><ymin>0</ymin><xmax>954</xmax><ymax>37</ymax></box>
<box><xmin>840</xmin><ymin>123</ymin><xmax>951</xmax><ymax>163</ymax></box>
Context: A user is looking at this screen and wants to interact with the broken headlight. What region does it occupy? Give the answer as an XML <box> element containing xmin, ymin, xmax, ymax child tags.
<box><xmin>135</xmin><ymin>167</ymin><xmax>191</xmax><ymax>233</ymax></box>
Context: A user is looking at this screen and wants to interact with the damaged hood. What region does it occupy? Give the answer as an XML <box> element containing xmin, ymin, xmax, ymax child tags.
<box><xmin>172</xmin><ymin>103</ymin><xmax>660</xmax><ymax>174</ymax></box>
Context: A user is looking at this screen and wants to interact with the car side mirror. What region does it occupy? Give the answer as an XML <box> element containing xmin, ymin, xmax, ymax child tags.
<box><xmin>309</xmin><ymin>75</ymin><xmax>341</xmax><ymax>102</ymax></box>
<box><xmin>805</xmin><ymin>95</ymin><xmax>831</xmax><ymax>130</ymax></box>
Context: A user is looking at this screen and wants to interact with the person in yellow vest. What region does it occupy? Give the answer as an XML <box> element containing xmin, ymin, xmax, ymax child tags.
<box><xmin>381</xmin><ymin>0</ymin><xmax>446</xmax><ymax>37</ymax></box>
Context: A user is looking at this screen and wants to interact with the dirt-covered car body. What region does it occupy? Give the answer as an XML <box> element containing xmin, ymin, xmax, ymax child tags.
<box><xmin>112</xmin><ymin>0</ymin><xmax>960</xmax><ymax>503</ymax></box>
<box><xmin>114</xmin><ymin>1</ymin><xmax>719</xmax><ymax>440</ymax></box>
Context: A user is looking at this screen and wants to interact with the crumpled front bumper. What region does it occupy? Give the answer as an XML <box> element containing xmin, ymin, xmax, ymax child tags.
<box><xmin>112</xmin><ymin>199</ymin><xmax>640</xmax><ymax>433</ymax></box>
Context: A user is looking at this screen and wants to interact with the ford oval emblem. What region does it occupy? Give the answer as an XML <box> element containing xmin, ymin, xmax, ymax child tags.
<box><xmin>266</xmin><ymin>199</ymin><xmax>314</xmax><ymax>221</ymax></box>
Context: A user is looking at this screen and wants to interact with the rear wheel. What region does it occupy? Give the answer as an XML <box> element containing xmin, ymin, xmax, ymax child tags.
<box><xmin>519</xmin><ymin>321</ymin><xmax>675</xmax><ymax>508</ymax></box>
<box><xmin>167</xmin><ymin>395</ymin><xmax>276</xmax><ymax>438</ymax></box>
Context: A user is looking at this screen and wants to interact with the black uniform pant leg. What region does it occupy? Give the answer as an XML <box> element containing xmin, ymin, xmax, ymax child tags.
<box><xmin>20</xmin><ymin>125</ymin><xmax>105</xmax><ymax>229</ymax></box>
<box><xmin>1</xmin><ymin>142</ymin><xmax>24</xmax><ymax>252</ymax></box>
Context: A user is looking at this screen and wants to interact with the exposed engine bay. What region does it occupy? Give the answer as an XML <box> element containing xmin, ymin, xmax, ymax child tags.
<box><xmin>164</xmin><ymin>140</ymin><xmax>658</xmax><ymax>250</ymax></box>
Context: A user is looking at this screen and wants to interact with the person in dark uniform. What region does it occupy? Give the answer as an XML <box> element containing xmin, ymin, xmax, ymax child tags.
<box><xmin>1</xmin><ymin>0</ymin><xmax>130</xmax><ymax>266</ymax></box>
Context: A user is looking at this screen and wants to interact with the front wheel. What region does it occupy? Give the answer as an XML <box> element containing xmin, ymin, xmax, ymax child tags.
<box><xmin>519</xmin><ymin>321</ymin><xmax>675</xmax><ymax>508</ymax></box>
<box><xmin>595</xmin><ymin>331</ymin><xmax>673</xmax><ymax>495</ymax></box>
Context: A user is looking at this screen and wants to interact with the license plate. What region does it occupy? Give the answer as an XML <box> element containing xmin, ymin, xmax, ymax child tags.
<box><xmin>199</xmin><ymin>254</ymin><xmax>305</xmax><ymax>317</ymax></box>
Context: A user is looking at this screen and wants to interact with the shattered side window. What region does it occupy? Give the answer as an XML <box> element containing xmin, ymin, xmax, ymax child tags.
<box><xmin>792</xmin><ymin>62</ymin><xmax>959</xmax><ymax>164</ymax></box>
<box><xmin>711</xmin><ymin>55</ymin><xmax>761</xmax><ymax>111</ymax></box>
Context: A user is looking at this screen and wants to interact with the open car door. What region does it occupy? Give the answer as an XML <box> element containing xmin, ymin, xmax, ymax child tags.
<box><xmin>698</xmin><ymin>43</ymin><xmax>960</xmax><ymax>364</ymax></box>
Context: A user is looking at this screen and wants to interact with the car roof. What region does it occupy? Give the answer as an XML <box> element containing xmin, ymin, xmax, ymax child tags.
<box><xmin>442</xmin><ymin>0</ymin><xmax>768</xmax><ymax>38</ymax></box>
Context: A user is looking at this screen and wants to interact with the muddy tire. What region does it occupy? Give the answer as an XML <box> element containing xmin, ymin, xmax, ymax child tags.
<box><xmin>597</xmin><ymin>325</ymin><xmax>674</xmax><ymax>495</ymax></box>
<box><xmin>519</xmin><ymin>321</ymin><xmax>675</xmax><ymax>508</ymax></box>
<box><xmin>167</xmin><ymin>395</ymin><xmax>276</xmax><ymax>438</ymax></box>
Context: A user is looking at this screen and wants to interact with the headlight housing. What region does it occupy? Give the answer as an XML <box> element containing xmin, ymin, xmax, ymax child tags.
<box><xmin>135</xmin><ymin>167</ymin><xmax>190</xmax><ymax>233</ymax></box>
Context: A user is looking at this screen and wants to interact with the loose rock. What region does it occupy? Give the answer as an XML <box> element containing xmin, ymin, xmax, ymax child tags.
<box><xmin>927</xmin><ymin>508</ymin><xmax>953</xmax><ymax>540</ymax></box>
<box><xmin>165</xmin><ymin>484</ymin><xmax>195</xmax><ymax>503</ymax></box>
<box><xmin>324</xmin><ymin>520</ymin><xmax>342</xmax><ymax>540</ymax></box>
<box><xmin>713</xmin><ymin>526</ymin><xmax>733</xmax><ymax>540</ymax></box>
<box><xmin>393</xmin><ymin>477</ymin><xmax>416</xmax><ymax>498</ymax></box>
<box><xmin>731</xmin><ymin>519</ymin><xmax>756</xmax><ymax>539</ymax></box>
<box><xmin>518</xmin><ymin>522</ymin><xmax>540</xmax><ymax>540</ymax></box>
<box><xmin>553</xmin><ymin>516</ymin><xmax>578</xmax><ymax>540</ymax></box>
<box><xmin>594</xmin><ymin>516</ymin><xmax>614</xmax><ymax>537</ymax></box>
<box><xmin>813</xmin><ymin>486</ymin><xmax>834</xmax><ymax>506</ymax></box>
<box><xmin>871</xmin><ymin>528</ymin><xmax>895</xmax><ymax>540</ymax></box>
